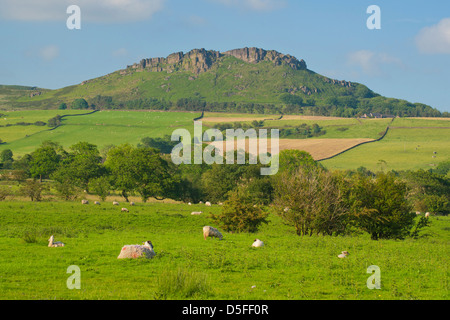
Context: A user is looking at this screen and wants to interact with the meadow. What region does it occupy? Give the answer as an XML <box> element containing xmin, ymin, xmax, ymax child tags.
<box><xmin>0</xmin><ymin>110</ymin><xmax>448</xmax><ymax>171</ymax></box>
<box><xmin>0</xmin><ymin>200</ymin><xmax>448</xmax><ymax>300</ymax></box>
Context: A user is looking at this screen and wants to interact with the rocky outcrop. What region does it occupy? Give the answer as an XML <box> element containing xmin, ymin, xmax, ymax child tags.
<box><xmin>128</xmin><ymin>47</ymin><xmax>307</xmax><ymax>74</ymax></box>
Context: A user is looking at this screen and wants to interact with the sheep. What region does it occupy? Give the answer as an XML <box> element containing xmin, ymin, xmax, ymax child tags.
<box><xmin>203</xmin><ymin>226</ymin><xmax>223</xmax><ymax>240</ymax></box>
<box><xmin>199</xmin><ymin>201</ymin><xmax>203</xmax><ymax>204</ymax></box>
<box><xmin>425</xmin><ymin>212</ymin><xmax>430</xmax><ymax>218</ymax></box>
<box><xmin>121</xmin><ymin>208</ymin><xmax>129</xmax><ymax>212</ymax></box>
<box><xmin>81</xmin><ymin>200</ymin><xmax>89</xmax><ymax>205</ymax></box>
<box><xmin>48</xmin><ymin>235</ymin><xmax>64</xmax><ymax>247</ymax></box>
<box><xmin>338</xmin><ymin>251</ymin><xmax>349</xmax><ymax>259</ymax></box>
<box><xmin>205</xmin><ymin>201</ymin><xmax>212</xmax><ymax>207</ymax></box>
<box><xmin>188</xmin><ymin>202</ymin><xmax>192</xmax><ymax>206</ymax></box>
<box><xmin>94</xmin><ymin>201</ymin><xmax>101</xmax><ymax>205</ymax></box>
<box><xmin>113</xmin><ymin>201</ymin><xmax>119</xmax><ymax>206</ymax></box>
<box><xmin>252</xmin><ymin>239</ymin><xmax>264</xmax><ymax>248</ymax></box>
<box><xmin>416</xmin><ymin>211</ymin><xmax>421</xmax><ymax>215</ymax></box>
<box><xmin>284</xmin><ymin>207</ymin><xmax>290</xmax><ymax>213</ymax></box>
<box><xmin>191</xmin><ymin>211</ymin><xmax>202</xmax><ymax>215</ymax></box>
<box><xmin>130</xmin><ymin>202</ymin><xmax>135</xmax><ymax>206</ymax></box>
<box><xmin>117</xmin><ymin>240</ymin><xmax>156</xmax><ymax>259</ymax></box>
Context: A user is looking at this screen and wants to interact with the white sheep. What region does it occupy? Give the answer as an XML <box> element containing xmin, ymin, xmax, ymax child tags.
<box><xmin>199</xmin><ymin>201</ymin><xmax>203</xmax><ymax>204</ymax></box>
<box><xmin>121</xmin><ymin>208</ymin><xmax>129</xmax><ymax>212</ymax></box>
<box><xmin>48</xmin><ymin>235</ymin><xmax>64</xmax><ymax>247</ymax></box>
<box><xmin>338</xmin><ymin>251</ymin><xmax>349</xmax><ymax>259</ymax></box>
<box><xmin>425</xmin><ymin>212</ymin><xmax>430</xmax><ymax>218</ymax></box>
<box><xmin>203</xmin><ymin>226</ymin><xmax>223</xmax><ymax>240</ymax></box>
<box><xmin>117</xmin><ymin>240</ymin><xmax>156</xmax><ymax>259</ymax></box>
<box><xmin>416</xmin><ymin>211</ymin><xmax>421</xmax><ymax>215</ymax></box>
<box><xmin>113</xmin><ymin>201</ymin><xmax>119</xmax><ymax>206</ymax></box>
<box><xmin>130</xmin><ymin>202</ymin><xmax>135</xmax><ymax>206</ymax></box>
<box><xmin>205</xmin><ymin>201</ymin><xmax>211</xmax><ymax>207</ymax></box>
<box><xmin>284</xmin><ymin>207</ymin><xmax>290</xmax><ymax>213</ymax></box>
<box><xmin>191</xmin><ymin>211</ymin><xmax>202</xmax><ymax>215</ymax></box>
<box><xmin>252</xmin><ymin>239</ymin><xmax>264</xmax><ymax>248</ymax></box>
<box><xmin>81</xmin><ymin>200</ymin><xmax>89</xmax><ymax>205</ymax></box>
<box><xmin>188</xmin><ymin>202</ymin><xmax>192</xmax><ymax>205</ymax></box>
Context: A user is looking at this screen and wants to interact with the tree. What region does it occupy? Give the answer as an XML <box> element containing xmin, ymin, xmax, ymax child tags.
<box><xmin>273</xmin><ymin>165</ymin><xmax>349</xmax><ymax>236</ymax></box>
<box><xmin>72</xmin><ymin>98</ymin><xmax>89</xmax><ymax>110</ymax></box>
<box><xmin>58</xmin><ymin>103</ymin><xmax>67</xmax><ymax>110</ymax></box>
<box><xmin>0</xmin><ymin>149</ymin><xmax>13</xmax><ymax>169</ymax></box>
<box><xmin>212</xmin><ymin>184</ymin><xmax>269</xmax><ymax>233</ymax></box>
<box><xmin>19</xmin><ymin>180</ymin><xmax>47</xmax><ymax>201</ymax></box>
<box><xmin>105</xmin><ymin>144</ymin><xmax>174</xmax><ymax>202</ymax></box>
<box><xmin>351</xmin><ymin>172</ymin><xmax>415</xmax><ymax>240</ymax></box>
<box><xmin>88</xmin><ymin>176</ymin><xmax>112</xmax><ymax>201</ymax></box>
<box><xmin>29</xmin><ymin>143</ymin><xmax>62</xmax><ymax>182</ymax></box>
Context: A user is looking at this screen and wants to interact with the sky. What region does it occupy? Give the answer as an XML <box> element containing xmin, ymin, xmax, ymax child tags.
<box><xmin>1</xmin><ymin>0</ymin><xmax>450</xmax><ymax>112</ymax></box>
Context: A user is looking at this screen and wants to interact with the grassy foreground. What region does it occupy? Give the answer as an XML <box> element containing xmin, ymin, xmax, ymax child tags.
<box><xmin>0</xmin><ymin>201</ymin><xmax>448</xmax><ymax>300</ymax></box>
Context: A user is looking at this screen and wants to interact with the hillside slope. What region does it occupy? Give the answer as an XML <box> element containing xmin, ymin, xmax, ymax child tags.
<box><xmin>1</xmin><ymin>47</ymin><xmax>444</xmax><ymax>117</ymax></box>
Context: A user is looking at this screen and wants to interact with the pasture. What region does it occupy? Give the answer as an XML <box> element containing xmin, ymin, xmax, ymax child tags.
<box><xmin>0</xmin><ymin>201</ymin><xmax>448</xmax><ymax>300</ymax></box>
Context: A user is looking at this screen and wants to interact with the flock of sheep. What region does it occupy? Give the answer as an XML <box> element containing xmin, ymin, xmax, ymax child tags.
<box><xmin>51</xmin><ymin>200</ymin><xmax>435</xmax><ymax>259</ymax></box>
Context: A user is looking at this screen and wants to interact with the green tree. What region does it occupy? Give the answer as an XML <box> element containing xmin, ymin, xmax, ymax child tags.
<box><xmin>88</xmin><ymin>176</ymin><xmax>112</xmax><ymax>201</ymax></box>
<box><xmin>273</xmin><ymin>165</ymin><xmax>349</xmax><ymax>236</ymax></box>
<box><xmin>29</xmin><ymin>143</ymin><xmax>62</xmax><ymax>182</ymax></box>
<box><xmin>58</xmin><ymin>103</ymin><xmax>67</xmax><ymax>110</ymax></box>
<box><xmin>212</xmin><ymin>184</ymin><xmax>269</xmax><ymax>233</ymax></box>
<box><xmin>352</xmin><ymin>172</ymin><xmax>415</xmax><ymax>240</ymax></box>
<box><xmin>72</xmin><ymin>98</ymin><xmax>89</xmax><ymax>110</ymax></box>
<box><xmin>19</xmin><ymin>180</ymin><xmax>47</xmax><ymax>201</ymax></box>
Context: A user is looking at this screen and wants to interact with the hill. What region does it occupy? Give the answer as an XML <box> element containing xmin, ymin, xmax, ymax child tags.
<box><xmin>1</xmin><ymin>47</ymin><xmax>446</xmax><ymax>118</ymax></box>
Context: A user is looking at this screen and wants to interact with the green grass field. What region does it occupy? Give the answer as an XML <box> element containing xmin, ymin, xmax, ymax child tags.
<box><xmin>0</xmin><ymin>111</ymin><xmax>448</xmax><ymax>171</ymax></box>
<box><xmin>0</xmin><ymin>110</ymin><xmax>201</xmax><ymax>156</ymax></box>
<box><xmin>0</xmin><ymin>201</ymin><xmax>448</xmax><ymax>300</ymax></box>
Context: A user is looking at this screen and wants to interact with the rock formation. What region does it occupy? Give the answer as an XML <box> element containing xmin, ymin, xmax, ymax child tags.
<box><xmin>127</xmin><ymin>47</ymin><xmax>307</xmax><ymax>74</ymax></box>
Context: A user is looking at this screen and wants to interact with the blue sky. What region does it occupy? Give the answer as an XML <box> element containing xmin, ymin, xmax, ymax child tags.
<box><xmin>1</xmin><ymin>0</ymin><xmax>450</xmax><ymax>112</ymax></box>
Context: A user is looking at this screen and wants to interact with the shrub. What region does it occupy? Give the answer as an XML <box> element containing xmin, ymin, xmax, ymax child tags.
<box><xmin>212</xmin><ymin>185</ymin><xmax>269</xmax><ymax>233</ymax></box>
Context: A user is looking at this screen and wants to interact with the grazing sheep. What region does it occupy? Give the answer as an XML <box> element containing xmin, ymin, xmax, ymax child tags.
<box><xmin>94</xmin><ymin>201</ymin><xmax>101</xmax><ymax>205</ymax></box>
<box><xmin>199</xmin><ymin>201</ymin><xmax>203</xmax><ymax>204</ymax></box>
<box><xmin>425</xmin><ymin>212</ymin><xmax>430</xmax><ymax>218</ymax></box>
<box><xmin>121</xmin><ymin>208</ymin><xmax>129</xmax><ymax>212</ymax></box>
<box><xmin>218</xmin><ymin>202</ymin><xmax>223</xmax><ymax>206</ymax></box>
<box><xmin>338</xmin><ymin>251</ymin><xmax>349</xmax><ymax>259</ymax></box>
<box><xmin>81</xmin><ymin>200</ymin><xmax>89</xmax><ymax>205</ymax></box>
<box><xmin>48</xmin><ymin>235</ymin><xmax>64</xmax><ymax>247</ymax></box>
<box><xmin>205</xmin><ymin>201</ymin><xmax>211</xmax><ymax>207</ymax></box>
<box><xmin>252</xmin><ymin>239</ymin><xmax>264</xmax><ymax>248</ymax></box>
<box><xmin>130</xmin><ymin>202</ymin><xmax>135</xmax><ymax>206</ymax></box>
<box><xmin>191</xmin><ymin>211</ymin><xmax>202</xmax><ymax>215</ymax></box>
<box><xmin>284</xmin><ymin>207</ymin><xmax>290</xmax><ymax>213</ymax></box>
<box><xmin>113</xmin><ymin>201</ymin><xmax>119</xmax><ymax>206</ymax></box>
<box><xmin>188</xmin><ymin>202</ymin><xmax>192</xmax><ymax>205</ymax></box>
<box><xmin>416</xmin><ymin>211</ymin><xmax>421</xmax><ymax>215</ymax></box>
<box><xmin>117</xmin><ymin>240</ymin><xmax>156</xmax><ymax>259</ymax></box>
<box><xmin>203</xmin><ymin>226</ymin><xmax>223</xmax><ymax>240</ymax></box>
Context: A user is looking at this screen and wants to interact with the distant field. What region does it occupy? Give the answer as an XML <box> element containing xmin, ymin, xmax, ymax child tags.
<box><xmin>0</xmin><ymin>111</ymin><xmax>448</xmax><ymax>172</ymax></box>
<box><xmin>209</xmin><ymin>138</ymin><xmax>374</xmax><ymax>161</ymax></box>
<box><xmin>0</xmin><ymin>110</ymin><xmax>201</xmax><ymax>156</ymax></box>
<box><xmin>321</xmin><ymin>127</ymin><xmax>450</xmax><ymax>171</ymax></box>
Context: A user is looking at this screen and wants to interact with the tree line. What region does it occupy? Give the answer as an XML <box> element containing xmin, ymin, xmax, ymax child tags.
<box><xmin>0</xmin><ymin>141</ymin><xmax>448</xmax><ymax>240</ymax></box>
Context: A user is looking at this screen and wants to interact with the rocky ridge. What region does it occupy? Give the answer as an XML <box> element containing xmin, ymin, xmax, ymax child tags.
<box><xmin>127</xmin><ymin>47</ymin><xmax>308</xmax><ymax>74</ymax></box>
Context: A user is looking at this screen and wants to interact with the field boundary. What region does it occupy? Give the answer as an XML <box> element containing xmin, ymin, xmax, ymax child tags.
<box><xmin>317</xmin><ymin>117</ymin><xmax>395</xmax><ymax>162</ymax></box>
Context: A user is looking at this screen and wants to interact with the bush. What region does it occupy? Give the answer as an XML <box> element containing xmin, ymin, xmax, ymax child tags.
<box><xmin>19</xmin><ymin>180</ymin><xmax>47</xmax><ymax>201</ymax></box>
<box><xmin>212</xmin><ymin>185</ymin><xmax>269</xmax><ymax>233</ymax></box>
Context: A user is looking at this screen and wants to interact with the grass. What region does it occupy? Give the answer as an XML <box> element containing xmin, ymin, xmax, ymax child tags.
<box><xmin>0</xmin><ymin>110</ymin><xmax>201</xmax><ymax>156</ymax></box>
<box><xmin>0</xmin><ymin>200</ymin><xmax>448</xmax><ymax>300</ymax></box>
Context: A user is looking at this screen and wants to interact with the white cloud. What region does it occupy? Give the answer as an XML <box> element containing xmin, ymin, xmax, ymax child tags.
<box><xmin>415</xmin><ymin>18</ymin><xmax>450</xmax><ymax>54</ymax></box>
<box><xmin>347</xmin><ymin>50</ymin><xmax>404</xmax><ymax>77</ymax></box>
<box><xmin>38</xmin><ymin>45</ymin><xmax>60</xmax><ymax>61</ymax></box>
<box><xmin>0</xmin><ymin>0</ymin><xmax>165</xmax><ymax>22</ymax></box>
<box><xmin>212</xmin><ymin>0</ymin><xmax>286</xmax><ymax>11</ymax></box>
